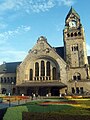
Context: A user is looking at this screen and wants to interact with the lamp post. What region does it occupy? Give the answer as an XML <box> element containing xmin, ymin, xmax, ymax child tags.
<box><xmin>75</xmin><ymin>81</ymin><xmax>77</xmax><ymax>94</ymax></box>
<box><xmin>11</xmin><ymin>82</ymin><xmax>14</xmax><ymax>95</ymax></box>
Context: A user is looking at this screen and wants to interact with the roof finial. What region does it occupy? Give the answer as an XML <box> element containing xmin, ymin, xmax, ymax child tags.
<box><xmin>70</xmin><ymin>6</ymin><xmax>73</xmax><ymax>12</ymax></box>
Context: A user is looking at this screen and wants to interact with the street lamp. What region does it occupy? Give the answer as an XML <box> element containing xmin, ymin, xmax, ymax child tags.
<box><xmin>75</xmin><ymin>81</ymin><xmax>77</xmax><ymax>94</ymax></box>
<box><xmin>11</xmin><ymin>82</ymin><xmax>14</xmax><ymax>95</ymax></box>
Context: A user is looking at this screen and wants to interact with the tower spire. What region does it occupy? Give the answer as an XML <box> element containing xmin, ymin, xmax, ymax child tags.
<box><xmin>65</xmin><ymin>7</ymin><xmax>80</xmax><ymax>21</ymax></box>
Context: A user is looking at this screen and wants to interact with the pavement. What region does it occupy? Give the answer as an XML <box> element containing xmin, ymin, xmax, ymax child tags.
<box><xmin>0</xmin><ymin>99</ymin><xmax>31</xmax><ymax>109</ymax></box>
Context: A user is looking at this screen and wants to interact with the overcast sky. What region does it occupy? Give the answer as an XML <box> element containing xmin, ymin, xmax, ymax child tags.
<box><xmin>0</xmin><ymin>0</ymin><xmax>90</xmax><ymax>64</ymax></box>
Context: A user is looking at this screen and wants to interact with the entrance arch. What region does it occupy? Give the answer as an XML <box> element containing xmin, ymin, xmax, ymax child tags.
<box><xmin>51</xmin><ymin>87</ymin><xmax>59</xmax><ymax>96</ymax></box>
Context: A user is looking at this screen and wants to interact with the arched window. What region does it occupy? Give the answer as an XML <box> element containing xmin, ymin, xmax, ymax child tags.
<box><xmin>4</xmin><ymin>77</ymin><xmax>6</xmax><ymax>83</ymax></box>
<box><xmin>1</xmin><ymin>78</ymin><xmax>3</xmax><ymax>83</ymax></box>
<box><xmin>71</xmin><ymin>33</ymin><xmax>73</xmax><ymax>37</ymax></box>
<box><xmin>46</xmin><ymin>61</ymin><xmax>50</xmax><ymax>76</ymax></box>
<box><xmin>72</xmin><ymin>45</ymin><xmax>78</xmax><ymax>51</ymax></box>
<box><xmin>35</xmin><ymin>62</ymin><xmax>39</xmax><ymax>76</ymax></box>
<box><xmin>7</xmin><ymin>77</ymin><xmax>10</xmax><ymax>83</ymax></box>
<box><xmin>74</xmin><ymin>32</ymin><xmax>77</xmax><ymax>36</ymax></box>
<box><xmin>77</xmin><ymin>73</ymin><xmax>81</xmax><ymax>80</ymax></box>
<box><xmin>30</xmin><ymin>69</ymin><xmax>33</xmax><ymax>80</ymax></box>
<box><xmin>41</xmin><ymin>61</ymin><xmax>45</xmax><ymax>76</ymax></box>
<box><xmin>11</xmin><ymin>77</ymin><xmax>13</xmax><ymax>82</ymax></box>
<box><xmin>74</xmin><ymin>45</ymin><xmax>78</xmax><ymax>51</ymax></box>
<box><xmin>72</xmin><ymin>47</ymin><xmax>73</xmax><ymax>51</ymax></box>
<box><xmin>52</xmin><ymin>67</ymin><xmax>56</xmax><ymax>80</ymax></box>
<box><xmin>2</xmin><ymin>88</ymin><xmax>6</xmax><ymax>94</ymax></box>
<box><xmin>73</xmin><ymin>73</ymin><xmax>81</xmax><ymax>80</ymax></box>
<box><xmin>67</xmin><ymin>33</ymin><xmax>70</xmax><ymax>37</ymax></box>
<box><xmin>78</xmin><ymin>32</ymin><xmax>81</xmax><ymax>36</ymax></box>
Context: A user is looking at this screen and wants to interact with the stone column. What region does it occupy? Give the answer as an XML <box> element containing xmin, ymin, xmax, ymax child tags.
<box><xmin>39</xmin><ymin>62</ymin><xmax>41</xmax><ymax>81</ymax></box>
<box><xmin>50</xmin><ymin>65</ymin><xmax>52</xmax><ymax>80</ymax></box>
<box><xmin>33</xmin><ymin>63</ymin><xmax>35</xmax><ymax>81</ymax></box>
<box><xmin>45</xmin><ymin>61</ymin><xmax>46</xmax><ymax>80</ymax></box>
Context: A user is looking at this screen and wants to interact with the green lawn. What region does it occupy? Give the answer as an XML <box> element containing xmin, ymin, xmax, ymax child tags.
<box><xmin>2</xmin><ymin>98</ymin><xmax>90</xmax><ymax>120</ymax></box>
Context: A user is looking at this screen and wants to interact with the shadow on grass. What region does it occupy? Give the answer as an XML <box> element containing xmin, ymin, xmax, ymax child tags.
<box><xmin>0</xmin><ymin>108</ymin><xmax>7</xmax><ymax>120</ymax></box>
<box><xmin>22</xmin><ymin>112</ymin><xmax>90</xmax><ymax>120</ymax></box>
<box><xmin>26</xmin><ymin>103</ymin><xmax>73</xmax><ymax>113</ymax></box>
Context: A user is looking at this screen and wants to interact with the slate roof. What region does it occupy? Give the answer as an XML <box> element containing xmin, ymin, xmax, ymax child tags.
<box><xmin>0</xmin><ymin>62</ymin><xmax>21</xmax><ymax>73</ymax></box>
<box><xmin>88</xmin><ymin>56</ymin><xmax>90</xmax><ymax>64</ymax></box>
<box><xmin>54</xmin><ymin>46</ymin><xmax>65</xmax><ymax>60</ymax></box>
<box><xmin>0</xmin><ymin>49</ymin><xmax>89</xmax><ymax>74</ymax></box>
<box><xmin>66</xmin><ymin>7</ymin><xmax>80</xmax><ymax>21</ymax></box>
<box><xmin>55</xmin><ymin>47</ymin><xmax>90</xmax><ymax>64</ymax></box>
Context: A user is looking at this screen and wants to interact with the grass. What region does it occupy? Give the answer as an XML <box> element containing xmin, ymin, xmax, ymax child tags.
<box><xmin>1</xmin><ymin>98</ymin><xmax>90</xmax><ymax>120</ymax></box>
<box><xmin>27</xmin><ymin>104</ymin><xmax>73</xmax><ymax>113</ymax></box>
<box><xmin>3</xmin><ymin>106</ymin><xmax>28</xmax><ymax>120</ymax></box>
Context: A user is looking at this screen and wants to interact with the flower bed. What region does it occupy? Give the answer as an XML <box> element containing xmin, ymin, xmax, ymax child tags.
<box><xmin>65</xmin><ymin>95</ymin><xmax>83</xmax><ymax>99</ymax></box>
<box><xmin>1</xmin><ymin>96</ymin><xmax>30</xmax><ymax>102</ymax></box>
<box><xmin>39</xmin><ymin>100</ymin><xmax>77</xmax><ymax>105</ymax></box>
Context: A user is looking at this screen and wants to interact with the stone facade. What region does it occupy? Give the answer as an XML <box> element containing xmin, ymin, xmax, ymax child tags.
<box><xmin>0</xmin><ymin>7</ymin><xmax>90</xmax><ymax>96</ymax></box>
<box><xmin>63</xmin><ymin>7</ymin><xmax>90</xmax><ymax>95</ymax></box>
<box><xmin>16</xmin><ymin>36</ymin><xmax>67</xmax><ymax>96</ymax></box>
<box><xmin>0</xmin><ymin>62</ymin><xmax>21</xmax><ymax>95</ymax></box>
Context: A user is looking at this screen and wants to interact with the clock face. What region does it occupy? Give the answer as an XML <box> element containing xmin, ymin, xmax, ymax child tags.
<box><xmin>69</xmin><ymin>21</ymin><xmax>76</xmax><ymax>28</ymax></box>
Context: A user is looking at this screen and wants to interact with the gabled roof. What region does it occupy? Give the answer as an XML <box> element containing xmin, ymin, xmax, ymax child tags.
<box><xmin>0</xmin><ymin>62</ymin><xmax>21</xmax><ymax>73</ymax></box>
<box><xmin>54</xmin><ymin>46</ymin><xmax>64</xmax><ymax>60</ymax></box>
<box><xmin>66</xmin><ymin>7</ymin><xmax>80</xmax><ymax>21</ymax></box>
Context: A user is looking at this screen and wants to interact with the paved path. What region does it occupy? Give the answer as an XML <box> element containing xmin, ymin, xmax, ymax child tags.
<box><xmin>0</xmin><ymin>99</ymin><xmax>31</xmax><ymax>109</ymax></box>
<box><xmin>0</xmin><ymin>97</ymin><xmax>51</xmax><ymax>109</ymax></box>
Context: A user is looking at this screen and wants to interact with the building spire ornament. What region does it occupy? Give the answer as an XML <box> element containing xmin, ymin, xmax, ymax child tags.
<box><xmin>65</xmin><ymin>6</ymin><xmax>80</xmax><ymax>22</ymax></box>
<box><xmin>37</xmin><ymin>36</ymin><xmax>47</xmax><ymax>42</ymax></box>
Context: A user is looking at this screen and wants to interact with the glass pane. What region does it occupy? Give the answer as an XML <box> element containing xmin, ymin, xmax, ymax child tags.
<box><xmin>52</xmin><ymin>67</ymin><xmax>56</xmax><ymax>80</ymax></box>
<box><xmin>35</xmin><ymin>62</ymin><xmax>39</xmax><ymax>76</ymax></box>
<box><xmin>46</xmin><ymin>61</ymin><xmax>50</xmax><ymax>76</ymax></box>
<box><xmin>30</xmin><ymin>69</ymin><xmax>33</xmax><ymax>80</ymax></box>
<box><xmin>41</xmin><ymin>61</ymin><xmax>45</xmax><ymax>76</ymax></box>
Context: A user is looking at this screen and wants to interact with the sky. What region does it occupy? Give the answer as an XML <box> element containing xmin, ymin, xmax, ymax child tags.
<box><xmin>0</xmin><ymin>0</ymin><xmax>90</xmax><ymax>64</ymax></box>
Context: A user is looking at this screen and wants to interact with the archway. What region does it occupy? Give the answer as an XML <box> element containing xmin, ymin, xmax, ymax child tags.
<box><xmin>51</xmin><ymin>87</ymin><xmax>59</xmax><ymax>96</ymax></box>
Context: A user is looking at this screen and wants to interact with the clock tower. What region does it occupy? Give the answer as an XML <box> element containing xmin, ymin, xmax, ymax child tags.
<box><xmin>63</xmin><ymin>7</ymin><xmax>88</xmax><ymax>68</ymax></box>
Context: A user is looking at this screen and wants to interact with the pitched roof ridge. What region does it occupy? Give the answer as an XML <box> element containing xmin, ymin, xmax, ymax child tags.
<box><xmin>3</xmin><ymin>61</ymin><xmax>21</xmax><ymax>64</ymax></box>
<box><xmin>54</xmin><ymin>46</ymin><xmax>64</xmax><ymax>48</ymax></box>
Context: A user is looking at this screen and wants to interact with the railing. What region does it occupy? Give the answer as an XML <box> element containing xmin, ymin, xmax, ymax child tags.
<box><xmin>34</xmin><ymin>76</ymin><xmax>51</xmax><ymax>81</ymax></box>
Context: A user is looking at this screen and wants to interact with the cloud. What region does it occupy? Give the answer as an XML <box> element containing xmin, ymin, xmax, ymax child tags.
<box><xmin>29</xmin><ymin>0</ymin><xmax>55</xmax><ymax>13</ymax></box>
<box><xmin>0</xmin><ymin>25</ymin><xmax>31</xmax><ymax>45</ymax></box>
<box><xmin>0</xmin><ymin>25</ymin><xmax>31</xmax><ymax>64</ymax></box>
<box><xmin>0</xmin><ymin>0</ymin><xmax>16</xmax><ymax>12</ymax></box>
<box><xmin>0</xmin><ymin>49</ymin><xmax>27</xmax><ymax>65</ymax></box>
<box><xmin>0</xmin><ymin>0</ymin><xmax>76</xmax><ymax>14</ymax></box>
<box><xmin>60</xmin><ymin>0</ymin><xmax>75</xmax><ymax>6</ymax></box>
<box><xmin>0</xmin><ymin>0</ymin><xmax>55</xmax><ymax>13</ymax></box>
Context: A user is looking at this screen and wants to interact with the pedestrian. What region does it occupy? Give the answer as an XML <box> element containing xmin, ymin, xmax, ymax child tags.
<box><xmin>59</xmin><ymin>93</ymin><xmax>61</xmax><ymax>98</ymax></box>
<box><xmin>31</xmin><ymin>93</ymin><xmax>33</xmax><ymax>100</ymax></box>
<box><xmin>36</xmin><ymin>93</ymin><xmax>38</xmax><ymax>99</ymax></box>
<box><xmin>46</xmin><ymin>94</ymin><xmax>48</xmax><ymax>97</ymax></box>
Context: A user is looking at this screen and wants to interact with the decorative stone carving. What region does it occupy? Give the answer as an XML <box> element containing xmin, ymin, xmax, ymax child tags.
<box><xmin>33</xmin><ymin>49</ymin><xmax>37</xmax><ymax>54</ymax></box>
<box><xmin>46</xmin><ymin>48</ymin><xmax>49</xmax><ymax>53</ymax></box>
